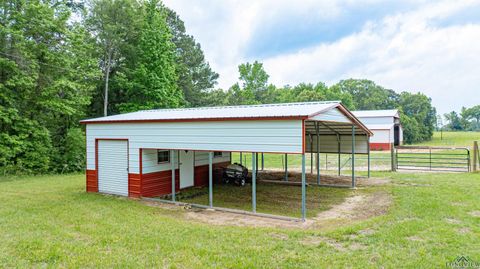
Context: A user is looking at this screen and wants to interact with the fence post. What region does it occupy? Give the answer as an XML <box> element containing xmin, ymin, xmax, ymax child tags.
<box><xmin>474</xmin><ymin>141</ymin><xmax>478</xmax><ymax>172</ymax></box>
<box><xmin>391</xmin><ymin>143</ymin><xmax>396</xmax><ymax>172</ymax></box>
<box><xmin>429</xmin><ymin>147</ymin><xmax>432</xmax><ymax>171</ymax></box>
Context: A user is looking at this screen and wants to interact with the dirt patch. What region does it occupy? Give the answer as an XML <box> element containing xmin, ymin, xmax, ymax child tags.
<box><xmin>468</xmin><ymin>211</ymin><xmax>480</xmax><ymax>217</ymax></box>
<box><xmin>457</xmin><ymin>227</ymin><xmax>471</xmax><ymax>234</ymax></box>
<box><xmin>183</xmin><ymin>209</ymin><xmax>310</xmax><ymax>229</ymax></box>
<box><xmin>445</xmin><ymin>218</ymin><xmax>462</xmax><ymax>225</ymax></box>
<box><xmin>313</xmin><ymin>190</ymin><xmax>391</xmax><ymax>225</ymax></box>
<box><xmin>258</xmin><ymin>169</ymin><xmax>389</xmax><ymax>187</ymax></box>
<box><xmin>140</xmin><ymin>176</ymin><xmax>392</xmax><ymax>229</ymax></box>
<box><xmin>166</xmin><ymin>190</ymin><xmax>392</xmax><ymax>229</ymax></box>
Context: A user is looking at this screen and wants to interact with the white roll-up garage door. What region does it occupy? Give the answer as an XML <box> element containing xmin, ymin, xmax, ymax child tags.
<box><xmin>98</xmin><ymin>140</ymin><xmax>129</xmax><ymax>196</ymax></box>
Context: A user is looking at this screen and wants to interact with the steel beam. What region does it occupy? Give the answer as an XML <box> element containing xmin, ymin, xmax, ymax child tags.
<box><xmin>252</xmin><ymin>152</ymin><xmax>257</xmax><ymax>213</ymax></box>
<box><xmin>338</xmin><ymin>135</ymin><xmax>341</xmax><ymax>176</ymax></box>
<box><xmin>367</xmin><ymin>135</ymin><xmax>371</xmax><ymax>178</ymax></box>
<box><xmin>171</xmin><ymin>150</ymin><xmax>176</xmax><ymax>202</ymax></box>
<box><xmin>301</xmin><ymin>153</ymin><xmax>306</xmax><ymax>221</ymax></box>
<box><xmin>315</xmin><ymin>121</ymin><xmax>320</xmax><ymax>184</ymax></box>
<box><xmin>261</xmin><ymin>153</ymin><xmax>264</xmax><ymax>170</ymax></box>
<box><xmin>209</xmin><ymin>151</ymin><xmax>213</xmax><ymax>207</ymax></box>
<box><xmin>309</xmin><ymin>133</ymin><xmax>313</xmax><ymax>174</ymax></box>
<box><xmin>351</xmin><ymin>126</ymin><xmax>356</xmax><ymax>188</ymax></box>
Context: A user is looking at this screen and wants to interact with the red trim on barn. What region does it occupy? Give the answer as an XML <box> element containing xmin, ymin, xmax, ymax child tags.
<box><xmin>128</xmin><ymin>173</ymin><xmax>142</xmax><ymax>198</ymax></box>
<box><xmin>140</xmin><ymin>169</ymin><xmax>180</xmax><ymax>197</ymax></box>
<box><xmin>370</xmin><ymin>143</ymin><xmax>391</xmax><ymax>151</ymax></box>
<box><xmin>86</xmin><ymin>169</ymin><xmax>98</xmax><ymax>192</ymax></box>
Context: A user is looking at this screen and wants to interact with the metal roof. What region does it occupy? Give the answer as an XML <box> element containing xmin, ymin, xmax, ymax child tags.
<box><xmin>352</xmin><ymin>109</ymin><xmax>399</xmax><ymax>118</ymax></box>
<box><xmin>81</xmin><ymin>101</ymin><xmax>340</xmax><ymax>123</ymax></box>
<box><xmin>80</xmin><ymin>101</ymin><xmax>373</xmax><ymax>136</ymax></box>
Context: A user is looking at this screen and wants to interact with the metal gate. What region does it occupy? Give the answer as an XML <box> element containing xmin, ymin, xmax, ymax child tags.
<box><xmin>395</xmin><ymin>146</ymin><xmax>470</xmax><ymax>172</ymax></box>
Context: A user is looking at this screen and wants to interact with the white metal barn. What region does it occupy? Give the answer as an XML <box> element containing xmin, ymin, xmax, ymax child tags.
<box><xmin>353</xmin><ymin>109</ymin><xmax>403</xmax><ymax>151</ymax></box>
<box><xmin>81</xmin><ymin>101</ymin><xmax>372</xmax><ymax>221</ymax></box>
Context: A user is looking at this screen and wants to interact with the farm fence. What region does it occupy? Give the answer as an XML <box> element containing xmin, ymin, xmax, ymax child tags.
<box><xmin>394</xmin><ymin>146</ymin><xmax>471</xmax><ymax>172</ymax></box>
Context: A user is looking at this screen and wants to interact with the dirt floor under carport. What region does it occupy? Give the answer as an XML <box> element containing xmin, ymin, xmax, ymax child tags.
<box><xmin>142</xmin><ymin>170</ymin><xmax>392</xmax><ymax>229</ymax></box>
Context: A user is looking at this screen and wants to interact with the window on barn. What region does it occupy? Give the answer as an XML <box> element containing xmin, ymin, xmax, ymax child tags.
<box><xmin>213</xmin><ymin>152</ymin><xmax>223</xmax><ymax>158</ymax></box>
<box><xmin>157</xmin><ymin>150</ymin><xmax>170</xmax><ymax>163</ymax></box>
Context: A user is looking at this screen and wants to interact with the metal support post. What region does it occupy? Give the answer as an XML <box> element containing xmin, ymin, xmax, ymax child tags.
<box><xmin>301</xmin><ymin>153</ymin><xmax>306</xmax><ymax>221</ymax></box>
<box><xmin>351</xmin><ymin>126</ymin><xmax>356</xmax><ymax>188</ymax></box>
<box><xmin>171</xmin><ymin>150</ymin><xmax>176</xmax><ymax>201</ymax></box>
<box><xmin>209</xmin><ymin>152</ymin><xmax>213</xmax><ymax>207</ymax></box>
<box><xmin>252</xmin><ymin>153</ymin><xmax>257</xmax><ymax>213</ymax></box>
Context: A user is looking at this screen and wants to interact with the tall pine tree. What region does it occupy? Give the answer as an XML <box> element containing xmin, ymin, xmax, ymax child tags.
<box><xmin>117</xmin><ymin>0</ymin><xmax>183</xmax><ymax>112</ymax></box>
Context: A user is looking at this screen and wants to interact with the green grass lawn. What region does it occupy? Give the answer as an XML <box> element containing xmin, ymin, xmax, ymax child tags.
<box><xmin>1</xmin><ymin>172</ymin><xmax>479</xmax><ymax>267</ymax></box>
<box><xmin>414</xmin><ymin>131</ymin><xmax>480</xmax><ymax>147</ymax></box>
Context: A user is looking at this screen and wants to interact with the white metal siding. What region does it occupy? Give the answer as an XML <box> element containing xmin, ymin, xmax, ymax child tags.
<box><xmin>97</xmin><ymin>140</ymin><xmax>128</xmax><ymax>196</ymax></box>
<box><xmin>195</xmin><ymin>151</ymin><xmax>230</xmax><ymax>166</ymax></box>
<box><xmin>310</xmin><ymin>107</ymin><xmax>351</xmax><ymax>123</ymax></box>
<box><xmin>140</xmin><ymin>149</ymin><xmax>230</xmax><ymax>174</ymax></box>
<box><xmin>306</xmin><ymin>135</ymin><xmax>369</xmax><ymax>154</ymax></box>
<box><xmin>86</xmin><ymin>120</ymin><xmax>301</xmax><ymax>173</ymax></box>
<box><xmin>357</xmin><ymin>116</ymin><xmax>393</xmax><ymax>125</ymax></box>
<box><xmin>141</xmin><ymin>149</ymin><xmax>179</xmax><ymax>174</ymax></box>
<box><xmin>370</xmin><ymin>129</ymin><xmax>391</xmax><ymax>144</ymax></box>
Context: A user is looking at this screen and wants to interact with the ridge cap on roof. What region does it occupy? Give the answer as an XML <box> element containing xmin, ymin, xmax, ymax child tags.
<box><xmin>140</xmin><ymin>101</ymin><xmax>341</xmax><ymax>113</ymax></box>
<box><xmin>353</xmin><ymin>109</ymin><xmax>398</xmax><ymax>112</ymax></box>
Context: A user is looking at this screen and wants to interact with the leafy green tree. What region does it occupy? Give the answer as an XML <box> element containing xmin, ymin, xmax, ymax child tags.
<box><xmin>399</xmin><ymin>92</ymin><xmax>436</xmax><ymax>143</ymax></box>
<box><xmin>444</xmin><ymin>111</ymin><xmax>463</xmax><ymax>131</ymax></box>
<box><xmin>0</xmin><ymin>0</ymin><xmax>97</xmax><ymax>174</ymax></box>
<box><xmin>226</xmin><ymin>61</ymin><xmax>269</xmax><ymax>104</ymax></box>
<box><xmin>86</xmin><ymin>0</ymin><xmax>142</xmax><ymax>116</ymax></box>
<box><xmin>117</xmin><ymin>0</ymin><xmax>183</xmax><ymax>112</ymax></box>
<box><xmin>165</xmin><ymin>8</ymin><xmax>219</xmax><ymax>107</ymax></box>
<box><xmin>463</xmin><ymin>105</ymin><xmax>480</xmax><ymax>130</ymax></box>
<box><xmin>331</xmin><ymin>79</ymin><xmax>399</xmax><ymax>110</ymax></box>
<box><xmin>399</xmin><ymin>113</ymin><xmax>420</xmax><ymax>145</ymax></box>
<box><xmin>226</xmin><ymin>83</ymin><xmax>258</xmax><ymax>105</ymax></box>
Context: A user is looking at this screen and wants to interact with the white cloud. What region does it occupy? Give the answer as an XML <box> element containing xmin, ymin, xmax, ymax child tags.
<box><xmin>263</xmin><ymin>0</ymin><xmax>480</xmax><ymax>113</ymax></box>
<box><xmin>164</xmin><ymin>0</ymin><xmax>480</xmax><ymax>113</ymax></box>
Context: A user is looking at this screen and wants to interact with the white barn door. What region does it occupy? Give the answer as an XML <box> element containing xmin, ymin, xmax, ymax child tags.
<box><xmin>98</xmin><ymin>140</ymin><xmax>129</xmax><ymax>196</ymax></box>
<box><xmin>179</xmin><ymin>150</ymin><xmax>194</xmax><ymax>189</ymax></box>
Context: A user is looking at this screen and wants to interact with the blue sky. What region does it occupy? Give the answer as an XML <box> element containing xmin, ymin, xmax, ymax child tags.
<box><xmin>164</xmin><ymin>0</ymin><xmax>480</xmax><ymax>114</ymax></box>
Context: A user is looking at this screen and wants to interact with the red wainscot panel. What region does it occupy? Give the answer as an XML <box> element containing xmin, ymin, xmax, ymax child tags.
<box><xmin>370</xmin><ymin>143</ymin><xmax>391</xmax><ymax>151</ymax></box>
<box><xmin>128</xmin><ymin>173</ymin><xmax>142</xmax><ymax>198</ymax></box>
<box><xmin>141</xmin><ymin>169</ymin><xmax>180</xmax><ymax>198</ymax></box>
<box><xmin>86</xmin><ymin>170</ymin><xmax>98</xmax><ymax>192</ymax></box>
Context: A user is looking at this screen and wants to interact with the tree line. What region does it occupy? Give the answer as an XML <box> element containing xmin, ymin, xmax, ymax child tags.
<box><xmin>1</xmin><ymin>0</ymin><xmax>437</xmax><ymax>175</ymax></box>
<box><xmin>441</xmin><ymin>106</ymin><xmax>480</xmax><ymax>131</ymax></box>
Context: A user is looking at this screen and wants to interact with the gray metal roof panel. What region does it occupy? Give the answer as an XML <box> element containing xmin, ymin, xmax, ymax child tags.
<box><xmin>81</xmin><ymin>101</ymin><xmax>340</xmax><ymax>123</ymax></box>
<box><xmin>352</xmin><ymin>109</ymin><xmax>399</xmax><ymax>118</ymax></box>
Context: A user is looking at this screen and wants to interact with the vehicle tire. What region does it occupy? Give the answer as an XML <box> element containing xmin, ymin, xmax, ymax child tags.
<box><xmin>239</xmin><ymin>178</ymin><xmax>246</xmax><ymax>186</ymax></box>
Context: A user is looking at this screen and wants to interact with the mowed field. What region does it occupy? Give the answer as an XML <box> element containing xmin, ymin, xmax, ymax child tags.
<box><xmin>0</xmin><ymin>171</ymin><xmax>479</xmax><ymax>268</ymax></box>
<box><xmin>413</xmin><ymin>131</ymin><xmax>480</xmax><ymax>147</ymax></box>
<box><xmin>0</xmin><ymin>131</ymin><xmax>479</xmax><ymax>267</ymax></box>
